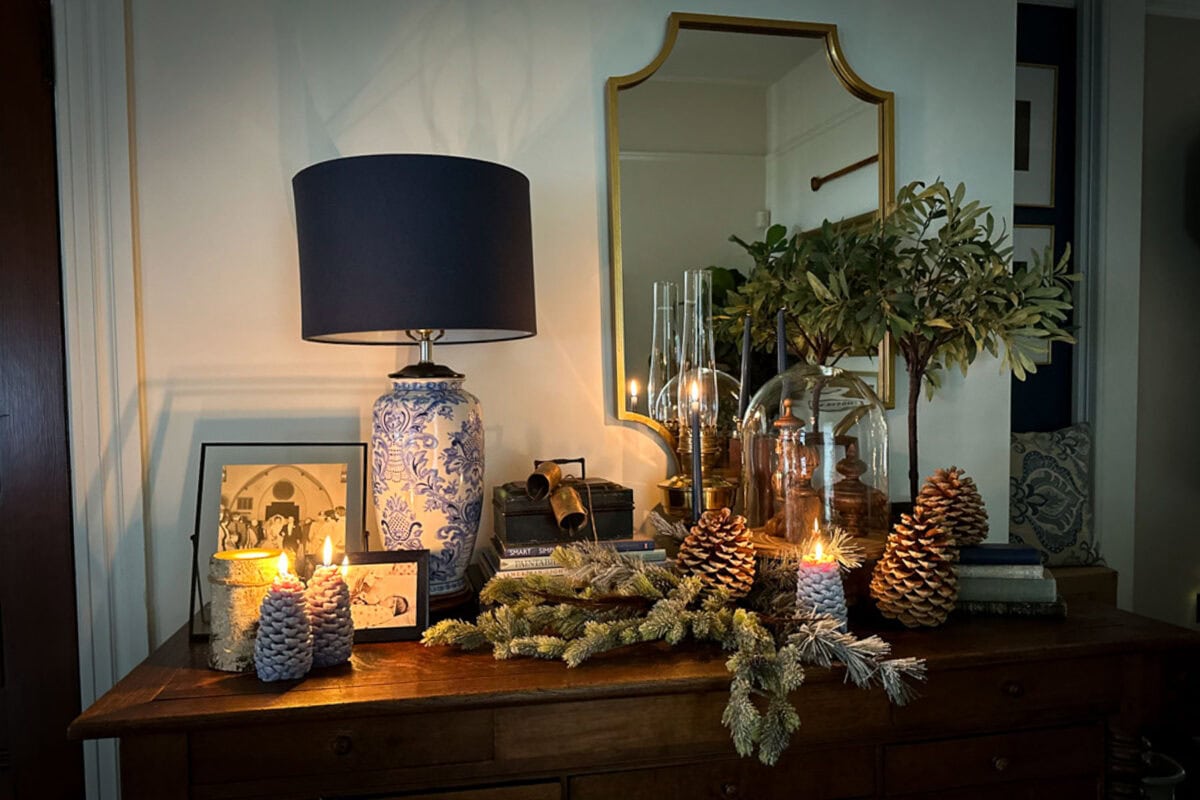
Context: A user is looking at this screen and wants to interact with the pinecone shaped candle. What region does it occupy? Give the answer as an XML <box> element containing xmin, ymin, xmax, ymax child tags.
<box><xmin>870</xmin><ymin>506</ymin><xmax>958</xmax><ymax>627</ymax></box>
<box><xmin>254</xmin><ymin>553</ymin><xmax>313</xmax><ymax>681</ymax></box>
<box><xmin>917</xmin><ymin>466</ymin><xmax>989</xmax><ymax>547</ymax></box>
<box><xmin>305</xmin><ymin>537</ymin><xmax>353</xmax><ymax>669</ymax></box>
<box><xmin>795</xmin><ymin>535</ymin><xmax>848</xmax><ymax>629</ymax></box>
<box><xmin>677</xmin><ymin>508</ymin><xmax>756</xmax><ymax>598</ymax></box>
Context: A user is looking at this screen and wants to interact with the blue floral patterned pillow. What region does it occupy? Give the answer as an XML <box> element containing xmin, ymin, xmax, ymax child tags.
<box><xmin>1009</xmin><ymin>424</ymin><xmax>1101</xmax><ymax>566</ymax></box>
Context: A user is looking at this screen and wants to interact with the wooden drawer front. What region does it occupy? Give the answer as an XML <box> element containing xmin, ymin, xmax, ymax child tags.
<box><xmin>893</xmin><ymin>657</ymin><xmax>1115</xmax><ymax>732</ymax></box>
<box><xmin>190</xmin><ymin>709</ymin><xmax>494</xmax><ymax>784</ymax></box>
<box><xmin>497</xmin><ymin>687</ymin><xmax>889</xmax><ymax>767</ymax></box>
<box><xmin>884</xmin><ymin>723</ymin><xmax>1104</xmax><ymax>795</ymax></box>
<box><xmin>570</xmin><ymin>745</ymin><xmax>875</xmax><ymax>800</ymax></box>
<box><xmin>904</xmin><ymin>776</ymin><xmax>1101</xmax><ymax>799</ymax></box>
<box><xmin>375</xmin><ymin>781</ymin><xmax>561</xmax><ymax>800</ymax></box>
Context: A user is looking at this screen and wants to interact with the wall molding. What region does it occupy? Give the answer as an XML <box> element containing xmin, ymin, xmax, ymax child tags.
<box><xmin>53</xmin><ymin>0</ymin><xmax>150</xmax><ymax>796</ymax></box>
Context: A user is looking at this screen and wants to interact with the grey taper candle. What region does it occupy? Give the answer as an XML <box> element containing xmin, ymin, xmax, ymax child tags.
<box><xmin>737</xmin><ymin>314</ymin><xmax>752</xmax><ymax>419</ymax></box>
<box><xmin>776</xmin><ymin>308</ymin><xmax>787</xmax><ymax>375</ymax></box>
<box><xmin>690</xmin><ymin>393</ymin><xmax>703</xmax><ymax>522</ymax></box>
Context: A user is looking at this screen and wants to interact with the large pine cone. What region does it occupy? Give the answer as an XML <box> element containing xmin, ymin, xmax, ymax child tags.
<box><xmin>917</xmin><ymin>466</ymin><xmax>988</xmax><ymax>547</ymax></box>
<box><xmin>677</xmin><ymin>508</ymin><xmax>756</xmax><ymax>599</ymax></box>
<box><xmin>870</xmin><ymin>507</ymin><xmax>958</xmax><ymax>627</ymax></box>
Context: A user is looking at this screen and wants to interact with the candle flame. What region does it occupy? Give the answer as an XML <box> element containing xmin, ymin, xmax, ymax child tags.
<box><xmin>277</xmin><ymin>552</ymin><xmax>290</xmax><ymax>577</ymax></box>
<box><xmin>323</xmin><ymin>536</ymin><xmax>333</xmax><ymax>567</ymax></box>
<box><xmin>629</xmin><ymin>378</ymin><xmax>639</xmax><ymax>397</ymax></box>
<box><xmin>690</xmin><ymin>381</ymin><xmax>699</xmax><ymax>402</ymax></box>
<box><xmin>340</xmin><ymin>555</ymin><xmax>350</xmax><ymax>578</ymax></box>
<box><xmin>812</xmin><ymin>518</ymin><xmax>820</xmax><ymax>534</ymax></box>
<box><xmin>814</xmin><ymin>541</ymin><xmax>824</xmax><ymax>561</ymax></box>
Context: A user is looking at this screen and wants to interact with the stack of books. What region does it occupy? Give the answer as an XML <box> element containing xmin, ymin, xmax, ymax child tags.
<box><xmin>478</xmin><ymin>537</ymin><xmax>666</xmax><ymax>582</ymax></box>
<box><xmin>955</xmin><ymin>544</ymin><xmax>1066</xmax><ymax>617</ymax></box>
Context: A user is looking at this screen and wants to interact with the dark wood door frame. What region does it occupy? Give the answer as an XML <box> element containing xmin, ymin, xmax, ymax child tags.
<box><xmin>0</xmin><ymin>0</ymin><xmax>86</xmax><ymax>796</ymax></box>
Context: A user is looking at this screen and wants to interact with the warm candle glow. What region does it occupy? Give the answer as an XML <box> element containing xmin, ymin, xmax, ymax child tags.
<box><xmin>689</xmin><ymin>380</ymin><xmax>699</xmax><ymax>407</ymax></box>
<box><xmin>814</xmin><ymin>541</ymin><xmax>824</xmax><ymax>561</ymax></box>
<box><xmin>277</xmin><ymin>552</ymin><xmax>290</xmax><ymax>577</ymax></box>
<box><xmin>340</xmin><ymin>555</ymin><xmax>349</xmax><ymax>578</ymax></box>
<box><xmin>629</xmin><ymin>378</ymin><xmax>639</xmax><ymax>399</ymax></box>
<box><xmin>323</xmin><ymin>536</ymin><xmax>333</xmax><ymax>567</ymax></box>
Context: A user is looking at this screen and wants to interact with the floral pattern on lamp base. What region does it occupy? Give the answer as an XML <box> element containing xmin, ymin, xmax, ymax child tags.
<box><xmin>372</xmin><ymin>377</ymin><xmax>483</xmax><ymax>597</ymax></box>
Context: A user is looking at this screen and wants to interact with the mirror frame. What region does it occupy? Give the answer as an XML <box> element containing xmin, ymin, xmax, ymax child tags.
<box><xmin>606</xmin><ymin>12</ymin><xmax>896</xmax><ymax>447</ymax></box>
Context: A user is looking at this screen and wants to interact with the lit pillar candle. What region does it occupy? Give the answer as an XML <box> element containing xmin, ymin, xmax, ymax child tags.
<box><xmin>795</xmin><ymin>526</ymin><xmax>847</xmax><ymax>629</ymax></box>
<box><xmin>690</xmin><ymin>380</ymin><xmax>703</xmax><ymax>522</ymax></box>
<box><xmin>629</xmin><ymin>378</ymin><xmax>639</xmax><ymax>412</ymax></box>
<box><xmin>305</xmin><ymin>537</ymin><xmax>354</xmax><ymax>668</ymax></box>
<box><xmin>253</xmin><ymin>553</ymin><xmax>313</xmax><ymax>682</ymax></box>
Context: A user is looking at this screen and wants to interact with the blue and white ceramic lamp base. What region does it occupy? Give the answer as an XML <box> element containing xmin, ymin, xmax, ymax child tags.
<box><xmin>372</xmin><ymin>376</ymin><xmax>484</xmax><ymax>598</ymax></box>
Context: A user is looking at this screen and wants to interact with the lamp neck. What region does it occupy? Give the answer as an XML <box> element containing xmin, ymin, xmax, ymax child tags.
<box><xmin>389</xmin><ymin>329</ymin><xmax>464</xmax><ymax>380</ymax></box>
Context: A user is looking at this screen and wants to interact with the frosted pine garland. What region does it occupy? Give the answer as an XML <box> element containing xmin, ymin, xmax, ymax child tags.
<box><xmin>254</xmin><ymin>575</ymin><xmax>313</xmax><ymax>681</ymax></box>
<box><xmin>306</xmin><ymin>565</ymin><xmax>353</xmax><ymax>668</ymax></box>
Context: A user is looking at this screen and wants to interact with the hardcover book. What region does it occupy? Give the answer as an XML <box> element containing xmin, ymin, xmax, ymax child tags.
<box><xmin>957</xmin><ymin>575</ymin><xmax>1058</xmax><ymax>603</ymax></box>
<box><xmin>958</xmin><ymin>544</ymin><xmax>1043</xmax><ymax>566</ymax></box>
<box><xmin>493</xmin><ymin>538</ymin><xmax>655</xmax><ymax>558</ymax></box>
<box><xmin>956</xmin><ymin>564</ymin><xmax>1045</xmax><ymax>580</ymax></box>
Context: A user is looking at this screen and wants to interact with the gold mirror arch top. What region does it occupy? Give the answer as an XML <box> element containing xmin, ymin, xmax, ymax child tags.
<box><xmin>607</xmin><ymin>12</ymin><xmax>896</xmax><ymax>444</ymax></box>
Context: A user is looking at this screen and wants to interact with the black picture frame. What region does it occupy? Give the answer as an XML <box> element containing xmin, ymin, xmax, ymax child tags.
<box><xmin>344</xmin><ymin>550</ymin><xmax>430</xmax><ymax>642</ymax></box>
<box><xmin>188</xmin><ymin>441</ymin><xmax>368</xmax><ymax>640</ymax></box>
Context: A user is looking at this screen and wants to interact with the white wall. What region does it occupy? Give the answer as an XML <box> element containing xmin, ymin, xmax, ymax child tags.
<box><xmin>124</xmin><ymin>0</ymin><xmax>1017</xmax><ymax>647</ymax></box>
<box><xmin>1134</xmin><ymin>13</ymin><xmax>1200</xmax><ymax>628</ymax></box>
<box><xmin>766</xmin><ymin>49</ymin><xmax>879</xmax><ymax>228</ymax></box>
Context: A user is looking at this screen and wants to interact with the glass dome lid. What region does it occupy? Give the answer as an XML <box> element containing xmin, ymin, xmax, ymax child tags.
<box><xmin>740</xmin><ymin>364</ymin><xmax>889</xmax><ymax>542</ymax></box>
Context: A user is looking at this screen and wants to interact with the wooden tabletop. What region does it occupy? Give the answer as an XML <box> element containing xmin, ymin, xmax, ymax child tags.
<box><xmin>69</xmin><ymin>603</ymin><xmax>1199</xmax><ymax>741</ymax></box>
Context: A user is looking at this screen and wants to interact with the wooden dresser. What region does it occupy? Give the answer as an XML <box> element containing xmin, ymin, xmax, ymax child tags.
<box><xmin>71</xmin><ymin>604</ymin><xmax>1198</xmax><ymax>799</ymax></box>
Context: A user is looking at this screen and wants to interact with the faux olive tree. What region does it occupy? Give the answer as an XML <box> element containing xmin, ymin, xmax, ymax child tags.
<box><xmin>807</xmin><ymin>181</ymin><xmax>1076</xmax><ymax>501</ymax></box>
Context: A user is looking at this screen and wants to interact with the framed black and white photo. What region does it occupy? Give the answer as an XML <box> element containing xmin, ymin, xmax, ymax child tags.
<box><xmin>1015</xmin><ymin>63</ymin><xmax>1058</xmax><ymax>208</ymax></box>
<box><xmin>344</xmin><ymin>550</ymin><xmax>430</xmax><ymax>642</ymax></box>
<box><xmin>189</xmin><ymin>442</ymin><xmax>367</xmax><ymax>638</ymax></box>
<box><xmin>1012</xmin><ymin>224</ymin><xmax>1055</xmax><ymax>365</ymax></box>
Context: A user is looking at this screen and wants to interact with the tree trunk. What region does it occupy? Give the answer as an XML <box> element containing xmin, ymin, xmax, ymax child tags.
<box><xmin>907</xmin><ymin>366</ymin><xmax>923</xmax><ymax>503</ymax></box>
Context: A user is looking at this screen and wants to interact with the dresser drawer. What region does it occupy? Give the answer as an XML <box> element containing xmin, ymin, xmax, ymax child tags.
<box><xmin>893</xmin><ymin>657</ymin><xmax>1116</xmax><ymax>733</ymax></box>
<box><xmin>190</xmin><ymin>709</ymin><xmax>494</xmax><ymax>785</ymax></box>
<box><xmin>884</xmin><ymin>723</ymin><xmax>1104</xmax><ymax>795</ymax></box>
<box><xmin>373</xmin><ymin>781</ymin><xmax>561</xmax><ymax>800</ymax></box>
<box><xmin>570</xmin><ymin>745</ymin><xmax>875</xmax><ymax>800</ymax></box>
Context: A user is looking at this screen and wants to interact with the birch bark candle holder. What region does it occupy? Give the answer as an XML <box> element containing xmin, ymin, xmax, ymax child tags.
<box><xmin>207</xmin><ymin>548</ymin><xmax>282</xmax><ymax>672</ymax></box>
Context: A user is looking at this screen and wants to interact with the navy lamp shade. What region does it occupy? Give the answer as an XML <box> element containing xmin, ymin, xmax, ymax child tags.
<box><xmin>293</xmin><ymin>154</ymin><xmax>537</xmax><ymax>349</ymax></box>
<box><xmin>292</xmin><ymin>154</ymin><xmax>536</xmax><ymax>605</ymax></box>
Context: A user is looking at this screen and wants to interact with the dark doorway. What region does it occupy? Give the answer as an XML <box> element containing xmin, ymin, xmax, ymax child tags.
<box><xmin>0</xmin><ymin>0</ymin><xmax>86</xmax><ymax>796</ymax></box>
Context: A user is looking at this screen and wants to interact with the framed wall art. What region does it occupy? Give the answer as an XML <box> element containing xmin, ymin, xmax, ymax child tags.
<box><xmin>189</xmin><ymin>442</ymin><xmax>367</xmax><ymax>638</ymax></box>
<box><xmin>1012</xmin><ymin>224</ymin><xmax>1055</xmax><ymax>366</ymax></box>
<box><xmin>344</xmin><ymin>550</ymin><xmax>430</xmax><ymax>642</ymax></box>
<box><xmin>1014</xmin><ymin>63</ymin><xmax>1058</xmax><ymax>208</ymax></box>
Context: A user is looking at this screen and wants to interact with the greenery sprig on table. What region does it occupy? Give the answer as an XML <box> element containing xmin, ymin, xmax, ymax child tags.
<box><xmin>424</xmin><ymin>541</ymin><xmax>926</xmax><ymax>765</ymax></box>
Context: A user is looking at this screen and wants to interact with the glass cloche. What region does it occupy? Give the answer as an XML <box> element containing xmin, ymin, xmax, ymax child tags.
<box><xmin>741</xmin><ymin>364</ymin><xmax>888</xmax><ymax>542</ymax></box>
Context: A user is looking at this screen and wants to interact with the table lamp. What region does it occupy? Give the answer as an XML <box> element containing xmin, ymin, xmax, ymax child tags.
<box><xmin>293</xmin><ymin>154</ymin><xmax>537</xmax><ymax>607</ymax></box>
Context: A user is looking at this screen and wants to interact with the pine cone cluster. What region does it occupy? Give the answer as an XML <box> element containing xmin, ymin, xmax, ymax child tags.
<box><xmin>870</xmin><ymin>507</ymin><xmax>958</xmax><ymax>627</ymax></box>
<box><xmin>917</xmin><ymin>466</ymin><xmax>988</xmax><ymax>547</ymax></box>
<box><xmin>677</xmin><ymin>508</ymin><xmax>756</xmax><ymax>599</ymax></box>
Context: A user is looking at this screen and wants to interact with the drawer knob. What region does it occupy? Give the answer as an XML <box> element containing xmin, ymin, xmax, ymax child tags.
<box><xmin>992</xmin><ymin>756</ymin><xmax>1011</xmax><ymax>772</ymax></box>
<box><xmin>1002</xmin><ymin>680</ymin><xmax>1025</xmax><ymax>697</ymax></box>
<box><xmin>720</xmin><ymin>782</ymin><xmax>739</xmax><ymax>797</ymax></box>
<box><xmin>331</xmin><ymin>735</ymin><xmax>354</xmax><ymax>756</ymax></box>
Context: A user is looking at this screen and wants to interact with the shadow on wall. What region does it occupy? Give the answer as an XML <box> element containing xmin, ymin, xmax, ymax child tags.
<box><xmin>1188</xmin><ymin>133</ymin><xmax>1200</xmax><ymax>247</ymax></box>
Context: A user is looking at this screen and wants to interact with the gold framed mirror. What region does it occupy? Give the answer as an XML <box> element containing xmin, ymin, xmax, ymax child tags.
<box><xmin>607</xmin><ymin>13</ymin><xmax>896</xmax><ymax>446</ymax></box>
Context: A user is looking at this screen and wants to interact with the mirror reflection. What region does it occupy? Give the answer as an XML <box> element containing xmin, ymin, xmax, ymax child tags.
<box><xmin>609</xmin><ymin>15</ymin><xmax>895</xmax><ymax>446</ymax></box>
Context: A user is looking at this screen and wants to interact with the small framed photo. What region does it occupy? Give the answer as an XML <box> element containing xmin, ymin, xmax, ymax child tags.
<box><xmin>1014</xmin><ymin>63</ymin><xmax>1058</xmax><ymax>208</ymax></box>
<box><xmin>189</xmin><ymin>442</ymin><xmax>367</xmax><ymax>638</ymax></box>
<box><xmin>1012</xmin><ymin>224</ymin><xmax>1056</xmax><ymax>365</ymax></box>
<box><xmin>345</xmin><ymin>551</ymin><xmax>430</xmax><ymax>642</ymax></box>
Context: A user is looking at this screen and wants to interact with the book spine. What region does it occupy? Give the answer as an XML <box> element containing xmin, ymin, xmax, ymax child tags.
<box><xmin>488</xmin><ymin>566</ymin><xmax>567</xmax><ymax>579</ymax></box>
<box><xmin>954</xmin><ymin>599</ymin><xmax>1067</xmax><ymax>618</ymax></box>
<box><xmin>498</xmin><ymin>549</ymin><xmax>665</xmax><ymax>570</ymax></box>
<box><xmin>957</xmin><ymin>576</ymin><xmax>1058</xmax><ymax>603</ymax></box>
<box><xmin>496</xmin><ymin>539</ymin><xmax>655</xmax><ymax>558</ymax></box>
<box><xmin>956</xmin><ymin>564</ymin><xmax>1045</xmax><ymax>579</ymax></box>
